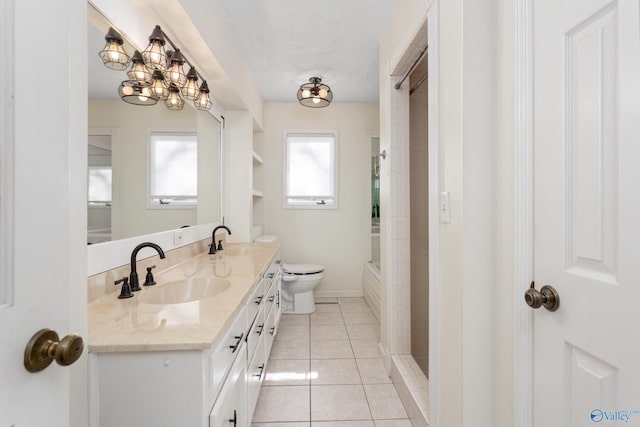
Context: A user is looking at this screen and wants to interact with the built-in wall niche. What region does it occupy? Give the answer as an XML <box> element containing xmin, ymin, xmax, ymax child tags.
<box><xmin>87</xmin><ymin>7</ymin><xmax>222</xmax><ymax>244</ymax></box>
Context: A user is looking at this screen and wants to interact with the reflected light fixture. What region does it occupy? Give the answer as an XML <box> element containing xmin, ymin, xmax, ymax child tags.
<box><xmin>98</xmin><ymin>27</ymin><xmax>130</xmax><ymax>70</ymax></box>
<box><xmin>165</xmin><ymin>84</ymin><xmax>185</xmax><ymax>111</ymax></box>
<box><xmin>150</xmin><ymin>71</ymin><xmax>169</xmax><ymax>99</ymax></box>
<box><xmin>164</xmin><ymin>49</ymin><xmax>187</xmax><ymax>88</ymax></box>
<box><xmin>297</xmin><ymin>77</ymin><xmax>333</xmax><ymax>108</ymax></box>
<box><xmin>98</xmin><ymin>25</ymin><xmax>214</xmax><ymax>111</ymax></box>
<box><xmin>194</xmin><ymin>81</ymin><xmax>213</xmax><ymax>111</ymax></box>
<box><xmin>141</xmin><ymin>25</ymin><xmax>167</xmax><ymax>72</ymax></box>
<box><xmin>181</xmin><ymin>67</ymin><xmax>200</xmax><ymax>100</ymax></box>
<box><xmin>127</xmin><ymin>50</ymin><xmax>152</xmax><ymax>85</ymax></box>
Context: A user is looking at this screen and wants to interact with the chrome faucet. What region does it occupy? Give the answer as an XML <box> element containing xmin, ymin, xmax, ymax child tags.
<box><xmin>209</xmin><ymin>225</ymin><xmax>231</xmax><ymax>254</ymax></box>
<box><xmin>129</xmin><ymin>242</ymin><xmax>165</xmax><ymax>292</ymax></box>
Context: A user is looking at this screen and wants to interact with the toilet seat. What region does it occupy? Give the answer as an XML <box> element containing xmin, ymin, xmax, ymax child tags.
<box><xmin>283</xmin><ymin>264</ymin><xmax>324</xmax><ymax>275</ymax></box>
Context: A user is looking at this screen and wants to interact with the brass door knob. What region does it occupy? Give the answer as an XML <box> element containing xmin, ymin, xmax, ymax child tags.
<box><xmin>524</xmin><ymin>281</ymin><xmax>560</xmax><ymax>311</ymax></box>
<box><xmin>24</xmin><ymin>329</ymin><xmax>84</xmax><ymax>373</ymax></box>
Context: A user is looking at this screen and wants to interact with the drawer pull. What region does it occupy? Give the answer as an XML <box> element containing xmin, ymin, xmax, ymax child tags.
<box><xmin>267</xmin><ymin>273</ymin><xmax>275</xmax><ymax>279</ymax></box>
<box><xmin>268</xmin><ymin>295</ymin><xmax>275</xmax><ymax>303</ymax></box>
<box><xmin>269</xmin><ymin>326</ymin><xmax>276</xmax><ymax>336</ymax></box>
<box><xmin>256</xmin><ymin>323</ymin><xmax>265</xmax><ymax>336</ymax></box>
<box><xmin>228</xmin><ymin>409</ymin><xmax>237</xmax><ymax>426</ymax></box>
<box><xmin>254</xmin><ymin>363</ymin><xmax>265</xmax><ymax>379</ymax></box>
<box><xmin>254</xmin><ymin>295</ymin><xmax>264</xmax><ymax>305</ymax></box>
<box><xmin>229</xmin><ymin>333</ymin><xmax>244</xmax><ymax>353</ymax></box>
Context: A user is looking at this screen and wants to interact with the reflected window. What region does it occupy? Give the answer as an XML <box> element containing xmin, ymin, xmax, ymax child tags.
<box><xmin>284</xmin><ymin>132</ymin><xmax>338</xmax><ymax>208</ymax></box>
<box><xmin>88</xmin><ymin>167</ymin><xmax>112</xmax><ymax>205</ymax></box>
<box><xmin>149</xmin><ymin>132</ymin><xmax>197</xmax><ymax>207</ymax></box>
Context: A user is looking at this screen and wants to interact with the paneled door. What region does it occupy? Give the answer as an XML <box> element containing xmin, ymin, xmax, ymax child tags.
<box><xmin>533</xmin><ymin>0</ymin><xmax>640</xmax><ymax>425</ymax></box>
<box><xmin>0</xmin><ymin>0</ymin><xmax>86</xmax><ymax>425</ymax></box>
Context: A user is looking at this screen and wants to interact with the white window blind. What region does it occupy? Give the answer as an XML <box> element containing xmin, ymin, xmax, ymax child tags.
<box><xmin>149</xmin><ymin>133</ymin><xmax>197</xmax><ymax>206</ymax></box>
<box><xmin>285</xmin><ymin>132</ymin><xmax>337</xmax><ymax>208</ymax></box>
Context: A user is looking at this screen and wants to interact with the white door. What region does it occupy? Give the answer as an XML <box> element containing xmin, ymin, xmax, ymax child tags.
<box><xmin>0</xmin><ymin>0</ymin><xmax>87</xmax><ymax>425</ymax></box>
<box><xmin>533</xmin><ymin>0</ymin><xmax>640</xmax><ymax>425</ymax></box>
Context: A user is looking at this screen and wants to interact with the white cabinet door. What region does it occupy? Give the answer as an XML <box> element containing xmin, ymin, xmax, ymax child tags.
<box><xmin>533</xmin><ymin>0</ymin><xmax>640</xmax><ymax>424</ymax></box>
<box><xmin>210</xmin><ymin>343</ymin><xmax>248</xmax><ymax>427</ymax></box>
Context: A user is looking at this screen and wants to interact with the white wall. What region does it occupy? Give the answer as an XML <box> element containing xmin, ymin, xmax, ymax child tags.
<box><xmin>261</xmin><ymin>102</ymin><xmax>379</xmax><ymax>296</ymax></box>
<box><xmin>88</xmin><ymin>100</ymin><xmax>198</xmax><ymax>239</ymax></box>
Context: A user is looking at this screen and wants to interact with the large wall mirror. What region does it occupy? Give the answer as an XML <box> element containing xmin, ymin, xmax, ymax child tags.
<box><xmin>87</xmin><ymin>5</ymin><xmax>222</xmax><ymax>245</ymax></box>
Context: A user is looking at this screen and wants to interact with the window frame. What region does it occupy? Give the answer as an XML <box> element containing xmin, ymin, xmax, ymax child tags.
<box><xmin>147</xmin><ymin>130</ymin><xmax>198</xmax><ymax>209</ymax></box>
<box><xmin>87</xmin><ymin>165</ymin><xmax>113</xmax><ymax>207</ymax></box>
<box><xmin>283</xmin><ymin>130</ymin><xmax>339</xmax><ymax>210</ymax></box>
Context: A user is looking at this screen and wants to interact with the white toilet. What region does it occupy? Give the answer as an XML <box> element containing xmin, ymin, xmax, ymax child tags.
<box><xmin>281</xmin><ymin>264</ymin><xmax>325</xmax><ymax>314</ymax></box>
<box><xmin>254</xmin><ymin>235</ymin><xmax>324</xmax><ymax>314</ymax></box>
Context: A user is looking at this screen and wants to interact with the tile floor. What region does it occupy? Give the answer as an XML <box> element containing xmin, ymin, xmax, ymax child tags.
<box><xmin>251</xmin><ymin>297</ymin><xmax>412</xmax><ymax>427</ymax></box>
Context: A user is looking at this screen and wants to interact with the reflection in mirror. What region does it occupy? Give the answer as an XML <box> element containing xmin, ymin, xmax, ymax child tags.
<box><xmin>87</xmin><ymin>11</ymin><xmax>221</xmax><ymax>244</ymax></box>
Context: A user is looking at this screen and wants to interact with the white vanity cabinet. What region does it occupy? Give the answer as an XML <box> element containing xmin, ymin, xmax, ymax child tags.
<box><xmin>88</xmin><ymin>247</ymin><xmax>282</xmax><ymax>427</ymax></box>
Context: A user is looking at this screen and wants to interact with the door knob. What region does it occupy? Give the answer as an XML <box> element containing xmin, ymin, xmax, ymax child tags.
<box><xmin>524</xmin><ymin>281</ymin><xmax>560</xmax><ymax>311</ymax></box>
<box><xmin>24</xmin><ymin>328</ymin><xmax>84</xmax><ymax>373</ymax></box>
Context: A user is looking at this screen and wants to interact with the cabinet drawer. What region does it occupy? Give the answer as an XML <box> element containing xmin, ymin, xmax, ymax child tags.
<box><xmin>247</xmin><ymin>306</ymin><xmax>265</xmax><ymax>362</ymax></box>
<box><xmin>209</xmin><ymin>343</ymin><xmax>247</xmax><ymax>427</ymax></box>
<box><xmin>246</xmin><ymin>278</ymin><xmax>265</xmax><ymax>324</ymax></box>
<box><xmin>264</xmin><ymin>301</ymin><xmax>277</xmax><ymax>359</ymax></box>
<box><xmin>247</xmin><ymin>335</ymin><xmax>267</xmax><ymax>423</ymax></box>
<box><xmin>210</xmin><ymin>306</ymin><xmax>247</xmax><ymax>402</ymax></box>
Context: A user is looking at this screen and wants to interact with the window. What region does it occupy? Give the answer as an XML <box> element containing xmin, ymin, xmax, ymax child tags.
<box><xmin>88</xmin><ymin>167</ymin><xmax>112</xmax><ymax>206</ymax></box>
<box><xmin>149</xmin><ymin>132</ymin><xmax>197</xmax><ymax>207</ymax></box>
<box><xmin>284</xmin><ymin>132</ymin><xmax>337</xmax><ymax>208</ymax></box>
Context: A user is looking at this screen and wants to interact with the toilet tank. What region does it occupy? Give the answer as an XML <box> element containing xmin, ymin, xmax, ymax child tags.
<box><xmin>254</xmin><ymin>235</ymin><xmax>278</xmax><ymax>243</ymax></box>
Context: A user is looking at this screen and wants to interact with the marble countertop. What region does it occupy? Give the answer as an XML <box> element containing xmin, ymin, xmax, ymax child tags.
<box><xmin>88</xmin><ymin>242</ymin><xmax>280</xmax><ymax>353</ymax></box>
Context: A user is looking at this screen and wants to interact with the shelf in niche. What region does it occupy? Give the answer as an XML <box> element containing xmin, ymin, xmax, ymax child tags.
<box><xmin>252</xmin><ymin>189</ymin><xmax>264</xmax><ymax>198</ymax></box>
<box><xmin>252</xmin><ymin>151</ymin><xmax>264</xmax><ymax>166</ymax></box>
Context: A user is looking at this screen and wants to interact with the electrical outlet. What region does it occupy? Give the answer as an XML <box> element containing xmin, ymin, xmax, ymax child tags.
<box><xmin>174</xmin><ymin>230</ymin><xmax>184</xmax><ymax>245</ymax></box>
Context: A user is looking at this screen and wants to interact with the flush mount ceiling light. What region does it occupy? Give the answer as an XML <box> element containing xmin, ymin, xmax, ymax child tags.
<box><xmin>98</xmin><ymin>25</ymin><xmax>214</xmax><ymax>111</ymax></box>
<box><xmin>118</xmin><ymin>80</ymin><xmax>159</xmax><ymax>106</ymax></box>
<box><xmin>297</xmin><ymin>77</ymin><xmax>333</xmax><ymax>108</ymax></box>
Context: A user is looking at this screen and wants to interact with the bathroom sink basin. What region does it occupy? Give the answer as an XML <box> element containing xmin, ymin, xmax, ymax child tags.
<box><xmin>220</xmin><ymin>246</ymin><xmax>268</xmax><ymax>257</ymax></box>
<box><xmin>139</xmin><ymin>277</ymin><xmax>231</xmax><ymax>305</ymax></box>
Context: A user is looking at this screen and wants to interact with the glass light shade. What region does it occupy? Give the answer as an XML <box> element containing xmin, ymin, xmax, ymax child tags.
<box><xmin>119</xmin><ymin>80</ymin><xmax>159</xmax><ymax>106</ymax></box>
<box><xmin>127</xmin><ymin>51</ymin><xmax>152</xmax><ymax>84</ymax></box>
<box><xmin>150</xmin><ymin>71</ymin><xmax>169</xmax><ymax>98</ymax></box>
<box><xmin>194</xmin><ymin>81</ymin><xmax>213</xmax><ymax>110</ymax></box>
<box><xmin>181</xmin><ymin>67</ymin><xmax>200</xmax><ymax>100</ymax></box>
<box><xmin>297</xmin><ymin>77</ymin><xmax>333</xmax><ymax>108</ymax></box>
<box><xmin>165</xmin><ymin>85</ymin><xmax>185</xmax><ymax>111</ymax></box>
<box><xmin>142</xmin><ymin>26</ymin><xmax>167</xmax><ymax>72</ymax></box>
<box><xmin>164</xmin><ymin>49</ymin><xmax>187</xmax><ymax>87</ymax></box>
<box><xmin>98</xmin><ymin>27</ymin><xmax>130</xmax><ymax>70</ymax></box>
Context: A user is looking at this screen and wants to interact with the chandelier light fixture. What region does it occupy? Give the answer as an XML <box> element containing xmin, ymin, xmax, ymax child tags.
<box><xmin>297</xmin><ymin>77</ymin><xmax>333</xmax><ymax>108</ymax></box>
<box><xmin>98</xmin><ymin>26</ymin><xmax>213</xmax><ymax>111</ymax></box>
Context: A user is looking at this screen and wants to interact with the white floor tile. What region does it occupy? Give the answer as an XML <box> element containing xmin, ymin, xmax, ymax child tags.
<box><xmin>350</xmin><ymin>339</ymin><xmax>381</xmax><ymax>358</ymax></box>
<box><xmin>311</xmin><ymin>324</ymin><xmax>349</xmax><ymax>341</ymax></box>
<box><xmin>253</xmin><ymin>386</ymin><xmax>310</xmax><ymax>423</ymax></box>
<box><xmin>363</xmin><ymin>384</ymin><xmax>408</xmax><ymax>420</ymax></box>
<box><xmin>342</xmin><ymin>311</ymin><xmax>378</xmax><ymax>325</ymax></box>
<box><xmin>356</xmin><ymin>358</ymin><xmax>392</xmax><ymax>384</ymax></box>
<box><xmin>310</xmin><ymin>339</ymin><xmax>354</xmax><ymax>359</ymax></box>
<box><xmin>347</xmin><ymin>324</ymin><xmax>380</xmax><ymax>340</ymax></box>
<box><xmin>310</xmin><ymin>312</ymin><xmax>344</xmax><ymax>325</ymax></box>
<box><xmin>311</xmin><ymin>385</ymin><xmax>372</xmax><ymax>421</ymax></box>
<box><xmin>311</xmin><ymin>359</ymin><xmax>362</xmax><ymax>385</ymax></box>
<box><xmin>264</xmin><ymin>359</ymin><xmax>311</xmax><ymax>386</ymax></box>
<box><xmin>270</xmin><ymin>339</ymin><xmax>310</xmax><ymax>360</ymax></box>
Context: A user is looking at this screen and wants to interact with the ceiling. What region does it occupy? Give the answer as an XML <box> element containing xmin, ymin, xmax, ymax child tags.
<box><xmin>89</xmin><ymin>0</ymin><xmax>398</xmax><ymax>104</ymax></box>
<box><xmin>219</xmin><ymin>0</ymin><xmax>398</xmax><ymax>103</ymax></box>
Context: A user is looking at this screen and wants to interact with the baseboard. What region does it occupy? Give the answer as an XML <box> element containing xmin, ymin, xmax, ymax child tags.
<box><xmin>313</xmin><ymin>289</ymin><xmax>364</xmax><ymax>298</ymax></box>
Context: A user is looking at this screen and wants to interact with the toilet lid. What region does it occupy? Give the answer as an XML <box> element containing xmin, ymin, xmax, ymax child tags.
<box><xmin>283</xmin><ymin>263</ymin><xmax>324</xmax><ymax>275</ymax></box>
